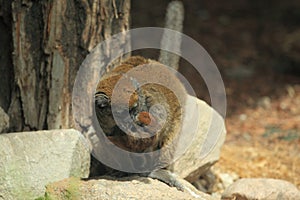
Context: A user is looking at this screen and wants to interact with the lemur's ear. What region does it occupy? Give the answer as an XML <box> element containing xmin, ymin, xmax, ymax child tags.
<box><xmin>95</xmin><ymin>92</ymin><xmax>110</xmax><ymax>108</ymax></box>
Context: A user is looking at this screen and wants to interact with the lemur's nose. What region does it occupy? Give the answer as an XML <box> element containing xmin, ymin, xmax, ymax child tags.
<box><xmin>136</xmin><ymin>111</ymin><xmax>152</xmax><ymax>126</ymax></box>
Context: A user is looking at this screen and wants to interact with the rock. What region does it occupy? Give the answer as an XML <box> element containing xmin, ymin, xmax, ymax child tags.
<box><xmin>42</xmin><ymin>176</ymin><xmax>218</xmax><ymax>200</ymax></box>
<box><xmin>192</xmin><ymin>168</ymin><xmax>239</xmax><ymax>195</ymax></box>
<box><xmin>257</xmin><ymin>96</ymin><xmax>271</xmax><ymax>109</ymax></box>
<box><xmin>212</xmin><ymin>169</ymin><xmax>239</xmax><ymax>194</ymax></box>
<box><xmin>222</xmin><ymin>178</ymin><xmax>300</xmax><ymax>200</ymax></box>
<box><xmin>88</xmin><ymin>95</ymin><xmax>226</xmax><ymax>183</ymax></box>
<box><xmin>0</xmin><ymin>129</ymin><xmax>90</xmax><ymax>200</ymax></box>
<box><xmin>0</xmin><ymin>106</ymin><xmax>9</xmax><ymax>133</ymax></box>
<box><xmin>171</xmin><ymin>95</ymin><xmax>226</xmax><ymax>183</ymax></box>
<box><xmin>218</xmin><ymin>172</ymin><xmax>239</xmax><ymax>190</ymax></box>
<box><xmin>192</xmin><ymin>169</ymin><xmax>217</xmax><ymax>193</ymax></box>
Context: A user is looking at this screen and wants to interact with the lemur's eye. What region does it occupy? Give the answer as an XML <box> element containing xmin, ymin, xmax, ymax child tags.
<box><xmin>95</xmin><ymin>92</ymin><xmax>110</xmax><ymax>108</ymax></box>
<box><xmin>129</xmin><ymin>102</ymin><xmax>138</xmax><ymax>115</ymax></box>
<box><xmin>132</xmin><ymin>102</ymin><xmax>138</xmax><ymax>108</ymax></box>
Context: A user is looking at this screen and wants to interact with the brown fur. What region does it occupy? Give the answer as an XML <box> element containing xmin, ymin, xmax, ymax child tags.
<box><xmin>95</xmin><ymin>56</ymin><xmax>186</xmax><ymax>154</ymax></box>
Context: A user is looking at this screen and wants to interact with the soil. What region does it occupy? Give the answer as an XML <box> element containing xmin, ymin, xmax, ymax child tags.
<box><xmin>131</xmin><ymin>0</ymin><xmax>300</xmax><ymax>188</ymax></box>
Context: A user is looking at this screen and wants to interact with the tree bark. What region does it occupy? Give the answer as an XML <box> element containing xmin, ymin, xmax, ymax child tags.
<box><xmin>0</xmin><ymin>0</ymin><xmax>14</xmax><ymax>112</ymax></box>
<box><xmin>0</xmin><ymin>0</ymin><xmax>130</xmax><ymax>131</ymax></box>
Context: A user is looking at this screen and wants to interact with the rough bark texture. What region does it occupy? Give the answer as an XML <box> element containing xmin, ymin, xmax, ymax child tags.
<box><xmin>0</xmin><ymin>0</ymin><xmax>130</xmax><ymax>131</ymax></box>
<box><xmin>158</xmin><ymin>0</ymin><xmax>184</xmax><ymax>70</ymax></box>
<box><xmin>0</xmin><ymin>0</ymin><xmax>14</xmax><ymax>111</ymax></box>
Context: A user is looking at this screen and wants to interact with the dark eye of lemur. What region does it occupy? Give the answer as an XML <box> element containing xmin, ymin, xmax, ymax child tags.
<box><xmin>95</xmin><ymin>92</ymin><xmax>110</xmax><ymax>108</ymax></box>
<box><xmin>129</xmin><ymin>102</ymin><xmax>139</xmax><ymax>119</ymax></box>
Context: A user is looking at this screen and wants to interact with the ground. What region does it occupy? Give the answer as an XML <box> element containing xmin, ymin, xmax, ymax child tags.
<box><xmin>131</xmin><ymin>0</ymin><xmax>300</xmax><ymax>189</ymax></box>
<box><xmin>216</xmin><ymin>77</ymin><xmax>300</xmax><ymax>188</ymax></box>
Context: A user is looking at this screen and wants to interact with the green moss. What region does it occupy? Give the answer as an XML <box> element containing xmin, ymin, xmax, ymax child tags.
<box><xmin>42</xmin><ymin>177</ymin><xmax>81</xmax><ymax>200</ymax></box>
<box><xmin>35</xmin><ymin>190</ymin><xmax>53</xmax><ymax>200</ymax></box>
<box><xmin>34</xmin><ymin>194</ymin><xmax>50</xmax><ymax>200</ymax></box>
<box><xmin>65</xmin><ymin>177</ymin><xmax>81</xmax><ymax>200</ymax></box>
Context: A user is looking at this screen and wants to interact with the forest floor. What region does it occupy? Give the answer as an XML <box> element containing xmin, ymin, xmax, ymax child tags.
<box><xmin>132</xmin><ymin>0</ymin><xmax>300</xmax><ymax>189</ymax></box>
<box><xmin>215</xmin><ymin>70</ymin><xmax>300</xmax><ymax>188</ymax></box>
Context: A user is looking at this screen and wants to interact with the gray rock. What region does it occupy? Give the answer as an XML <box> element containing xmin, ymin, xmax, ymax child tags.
<box><xmin>218</xmin><ymin>172</ymin><xmax>239</xmax><ymax>190</ymax></box>
<box><xmin>88</xmin><ymin>95</ymin><xmax>226</xmax><ymax>182</ymax></box>
<box><xmin>257</xmin><ymin>96</ymin><xmax>271</xmax><ymax>109</ymax></box>
<box><xmin>171</xmin><ymin>95</ymin><xmax>226</xmax><ymax>182</ymax></box>
<box><xmin>0</xmin><ymin>107</ymin><xmax>9</xmax><ymax>133</ymax></box>
<box><xmin>222</xmin><ymin>178</ymin><xmax>300</xmax><ymax>200</ymax></box>
<box><xmin>0</xmin><ymin>129</ymin><xmax>90</xmax><ymax>200</ymax></box>
<box><xmin>43</xmin><ymin>176</ymin><xmax>218</xmax><ymax>200</ymax></box>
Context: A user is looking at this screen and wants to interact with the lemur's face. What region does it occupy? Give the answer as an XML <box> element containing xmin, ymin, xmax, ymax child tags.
<box><xmin>93</xmin><ymin>56</ymin><xmax>185</xmax><ymax>153</ymax></box>
<box><xmin>94</xmin><ymin>74</ymin><xmax>169</xmax><ymax>152</ymax></box>
<box><xmin>95</xmin><ymin>78</ymin><xmax>166</xmax><ymax>132</ymax></box>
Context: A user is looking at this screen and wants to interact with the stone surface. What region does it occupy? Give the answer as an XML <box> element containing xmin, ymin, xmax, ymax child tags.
<box><xmin>0</xmin><ymin>106</ymin><xmax>9</xmax><ymax>133</ymax></box>
<box><xmin>218</xmin><ymin>172</ymin><xmax>239</xmax><ymax>190</ymax></box>
<box><xmin>0</xmin><ymin>129</ymin><xmax>90</xmax><ymax>200</ymax></box>
<box><xmin>222</xmin><ymin>178</ymin><xmax>300</xmax><ymax>200</ymax></box>
<box><xmin>88</xmin><ymin>95</ymin><xmax>226</xmax><ymax>182</ymax></box>
<box><xmin>171</xmin><ymin>95</ymin><xmax>226</xmax><ymax>182</ymax></box>
<box><xmin>43</xmin><ymin>176</ymin><xmax>218</xmax><ymax>200</ymax></box>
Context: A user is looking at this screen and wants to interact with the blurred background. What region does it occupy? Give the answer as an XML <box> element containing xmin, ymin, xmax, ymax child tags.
<box><xmin>131</xmin><ymin>0</ymin><xmax>300</xmax><ymax>189</ymax></box>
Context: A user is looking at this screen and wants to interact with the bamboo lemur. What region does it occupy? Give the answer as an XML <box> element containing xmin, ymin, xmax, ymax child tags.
<box><xmin>94</xmin><ymin>56</ymin><xmax>187</xmax><ymax>190</ymax></box>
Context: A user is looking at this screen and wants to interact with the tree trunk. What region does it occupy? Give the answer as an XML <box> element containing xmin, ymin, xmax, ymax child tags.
<box><xmin>0</xmin><ymin>0</ymin><xmax>130</xmax><ymax>131</ymax></box>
